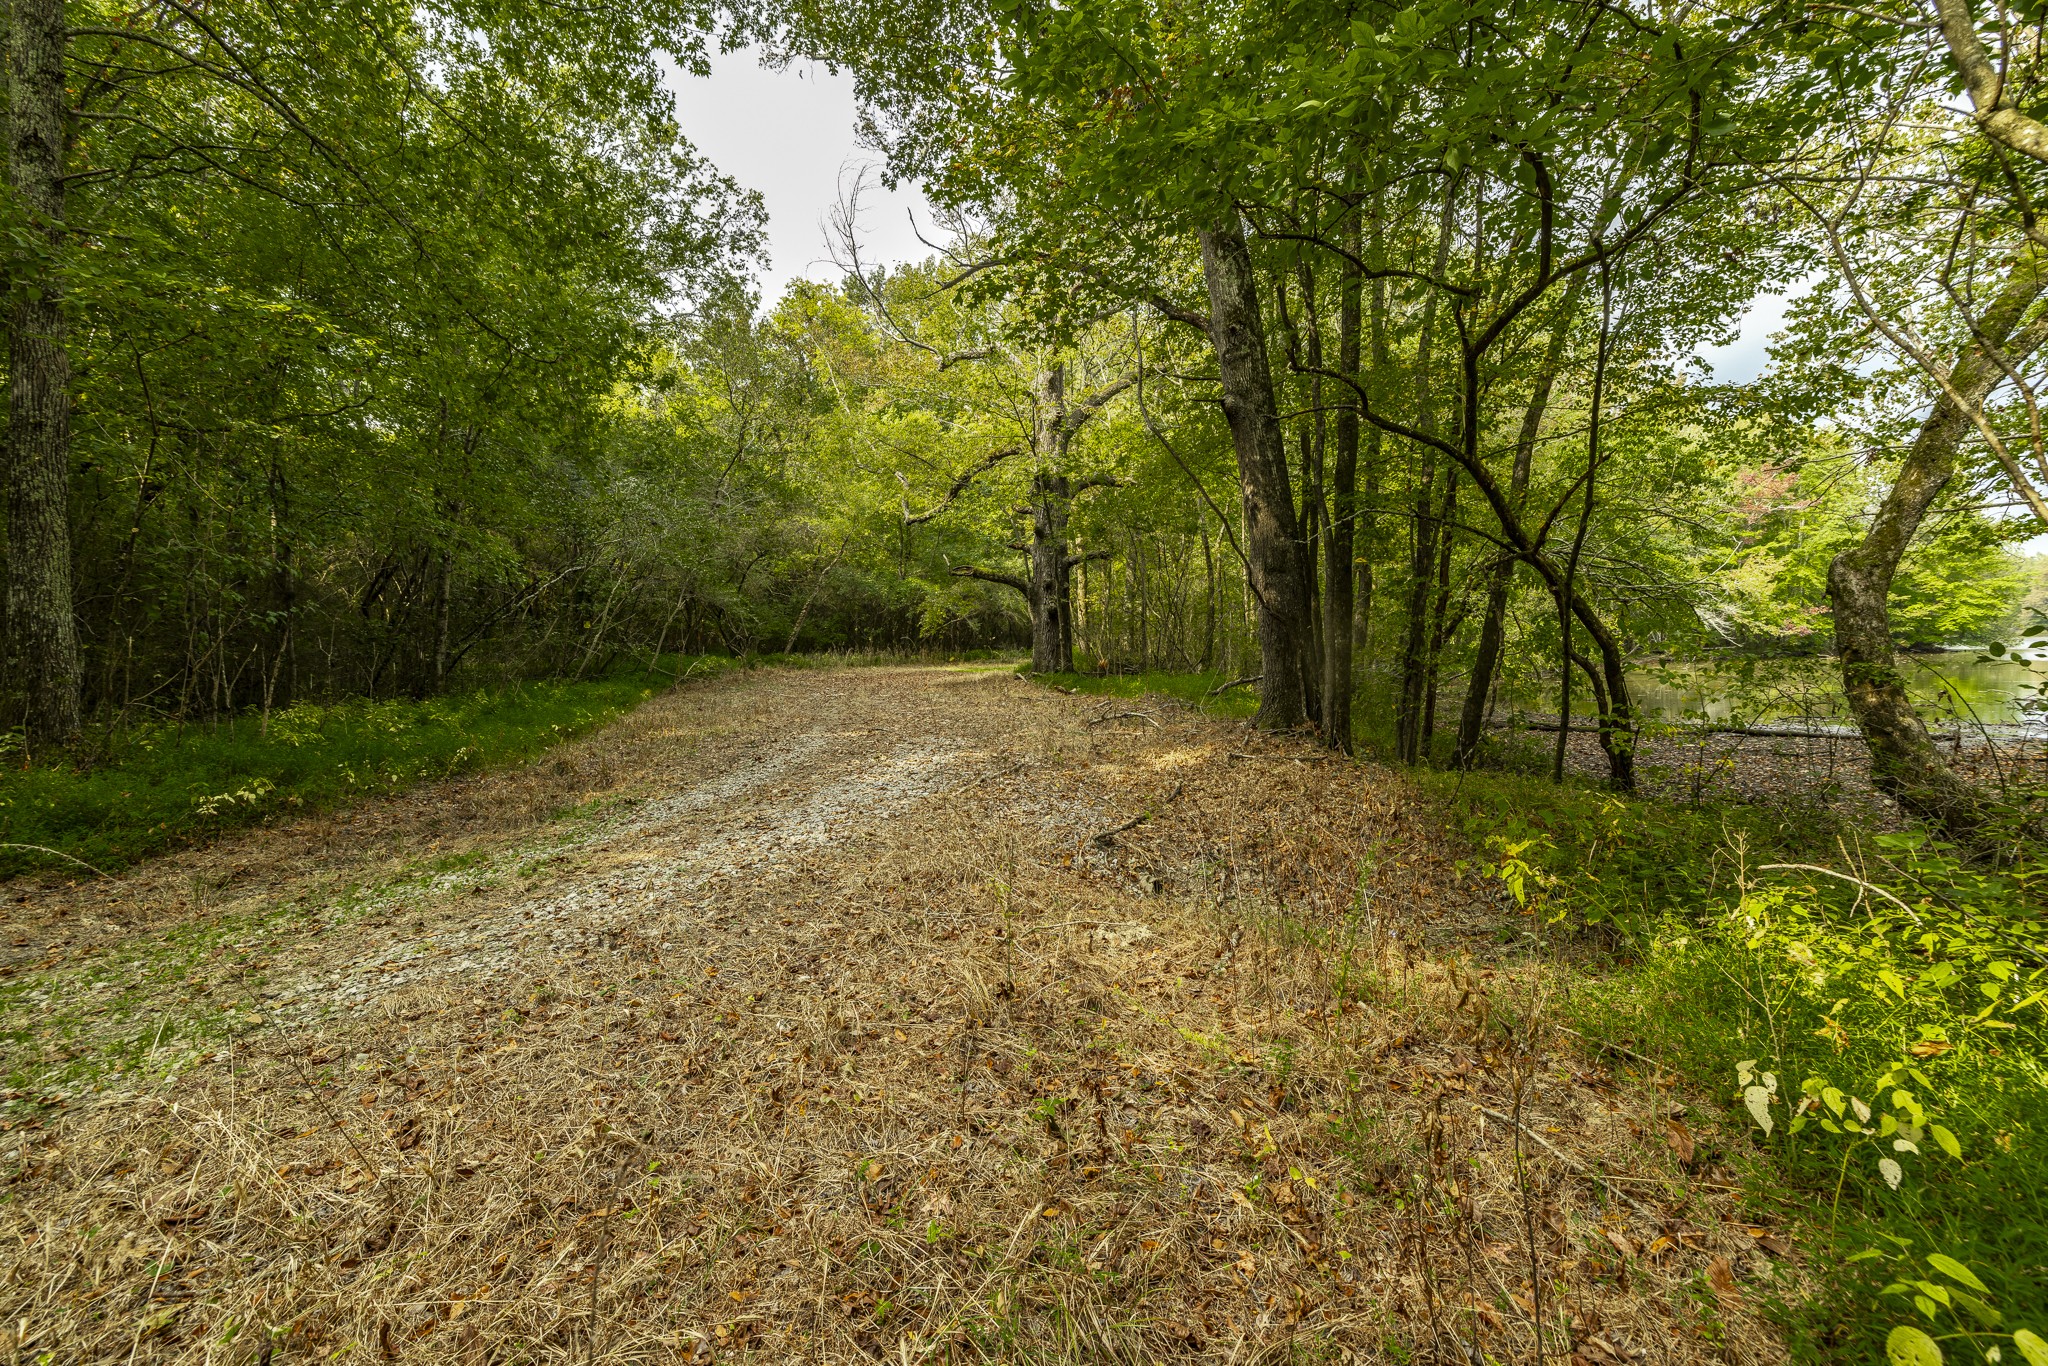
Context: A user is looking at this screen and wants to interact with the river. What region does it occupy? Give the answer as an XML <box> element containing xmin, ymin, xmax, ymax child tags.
<box><xmin>1513</xmin><ymin>651</ymin><xmax>2046</xmax><ymax>734</ymax></box>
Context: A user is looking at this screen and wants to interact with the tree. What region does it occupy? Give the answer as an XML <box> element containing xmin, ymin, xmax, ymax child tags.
<box><xmin>6</xmin><ymin>0</ymin><xmax>82</xmax><ymax>743</ymax></box>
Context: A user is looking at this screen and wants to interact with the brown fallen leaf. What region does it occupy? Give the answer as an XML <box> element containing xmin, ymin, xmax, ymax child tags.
<box><xmin>1663</xmin><ymin>1116</ymin><xmax>1695</xmax><ymax>1166</ymax></box>
<box><xmin>1751</xmin><ymin>1228</ymin><xmax>1793</xmax><ymax>1257</ymax></box>
<box><xmin>1707</xmin><ymin>1255</ymin><xmax>1743</xmax><ymax>1311</ymax></box>
<box><xmin>1601</xmin><ymin>1228</ymin><xmax>1638</xmax><ymax>1258</ymax></box>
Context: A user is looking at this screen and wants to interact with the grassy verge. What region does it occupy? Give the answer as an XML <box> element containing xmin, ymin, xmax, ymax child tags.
<box><xmin>1033</xmin><ymin>667</ymin><xmax>2048</xmax><ymax>1365</ymax></box>
<box><xmin>1030</xmin><ymin>668</ymin><xmax>1262</xmax><ymax>721</ymax></box>
<box><xmin>0</xmin><ymin>656</ymin><xmax>741</xmax><ymax>881</ymax></box>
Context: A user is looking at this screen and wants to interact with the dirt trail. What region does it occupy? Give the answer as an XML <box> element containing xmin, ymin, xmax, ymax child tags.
<box><xmin>0</xmin><ymin>667</ymin><xmax>1790</xmax><ymax>1364</ymax></box>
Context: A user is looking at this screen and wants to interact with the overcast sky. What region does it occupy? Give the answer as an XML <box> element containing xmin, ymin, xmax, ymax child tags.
<box><xmin>665</xmin><ymin>48</ymin><xmax>937</xmax><ymax>300</ymax></box>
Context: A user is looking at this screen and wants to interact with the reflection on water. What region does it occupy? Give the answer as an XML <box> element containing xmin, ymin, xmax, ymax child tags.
<box><xmin>1512</xmin><ymin>652</ymin><xmax>2046</xmax><ymax>732</ymax></box>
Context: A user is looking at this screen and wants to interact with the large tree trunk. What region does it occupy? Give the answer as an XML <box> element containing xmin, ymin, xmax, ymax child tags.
<box><xmin>6</xmin><ymin>0</ymin><xmax>81</xmax><ymax>746</ymax></box>
<box><xmin>1027</xmin><ymin>471</ymin><xmax>1071</xmax><ymax>673</ymax></box>
<box><xmin>1199</xmin><ymin>222</ymin><xmax>1318</xmax><ymax>729</ymax></box>
<box><xmin>1828</xmin><ymin>249</ymin><xmax>2048</xmax><ymax>838</ymax></box>
<box><xmin>1289</xmin><ymin>264</ymin><xmax>1328</xmax><ymax>695</ymax></box>
<box><xmin>1322</xmin><ymin>231</ymin><xmax>1362</xmax><ymax>752</ymax></box>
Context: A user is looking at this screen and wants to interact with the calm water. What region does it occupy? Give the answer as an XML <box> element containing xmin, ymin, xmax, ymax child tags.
<box><xmin>1515</xmin><ymin>652</ymin><xmax>2046</xmax><ymax>732</ymax></box>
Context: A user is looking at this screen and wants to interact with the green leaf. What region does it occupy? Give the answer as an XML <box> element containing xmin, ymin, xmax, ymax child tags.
<box><xmin>1950</xmin><ymin>1290</ymin><xmax>2002</xmax><ymax>1329</ymax></box>
<box><xmin>2013</xmin><ymin>1330</ymin><xmax>2048</xmax><ymax>1366</ymax></box>
<box><xmin>1929</xmin><ymin>1254</ymin><xmax>1989</xmax><ymax>1294</ymax></box>
<box><xmin>1889</xmin><ymin>1325</ymin><xmax>1944</xmax><ymax>1366</ymax></box>
<box><xmin>1914</xmin><ymin>1281</ymin><xmax>1953</xmax><ymax>1307</ymax></box>
<box><xmin>1930</xmin><ymin>1125</ymin><xmax>1962</xmax><ymax>1159</ymax></box>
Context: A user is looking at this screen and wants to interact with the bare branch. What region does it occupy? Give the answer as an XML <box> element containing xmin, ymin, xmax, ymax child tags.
<box><xmin>950</xmin><ymin>564</ymin><xmax>1028</xmax><ymax>594</ymax></box>
<box><xmin>899</xmin><ymin>445</ymin><xmax>1024</xmax><ymax>524</ymax></box>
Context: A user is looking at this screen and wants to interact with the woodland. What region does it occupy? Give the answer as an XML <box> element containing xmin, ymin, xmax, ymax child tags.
<box><xmin>6</xmin><ymin>0</ymin><xmax>2046</xmax><ymax>830</ymax></box>
<box><xmin>5</xmin><ymin>0</ymin><xmax>2048</xmax><ymax>1360</ymax></box>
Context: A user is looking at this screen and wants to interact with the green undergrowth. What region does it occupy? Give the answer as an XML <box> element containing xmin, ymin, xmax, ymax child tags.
<box><xmin>1023</xmin><ymin>667</ymin><xmax>2048</xmax><ymax>1365</ymax></box>
<box><xmin>0</xmin><ymin>656</ymin><xmax>741</xmax><ymax>880</ymax></box>
<box><xmin>1030</xmin><ymin>668</ymin><xmax>1263</xmax><ymax>721</ymax></box>
<box><xmin>1436</xmin><ymin>769</ymin><xmax>2048</xmax><ymax>1365</ymax></box>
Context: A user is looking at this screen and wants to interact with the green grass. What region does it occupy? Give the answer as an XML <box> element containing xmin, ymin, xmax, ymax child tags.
<box><xmin>0</xmin><ymin>656</ymin><xmax>740</xmax><ymax>880</ymax></box>
<box><xmin>1030</xmin><ymin>668</ymin><xmax>1262</xmax><ymax>721</ymax></box>
<box><xmin>1025</xmin><ymin>666</ymin><xmax>2048</xmax><ymax>1364</ymax></box>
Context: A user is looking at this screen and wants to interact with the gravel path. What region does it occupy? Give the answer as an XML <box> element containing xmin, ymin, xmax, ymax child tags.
<box><xmin>0</xmin><ymin>667</ymin><xmax>1792</xmax><ymax>1364</ymax></box>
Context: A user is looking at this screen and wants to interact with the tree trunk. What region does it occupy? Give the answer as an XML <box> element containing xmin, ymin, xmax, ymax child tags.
<box><xmin>265</xmin><ymin>456</ymin><xmax>296</xmax><ymax>714</ymax></box>
<box><xmin>1455</xmin><ymin>324</ymin><xmax>1572</xmax><ymax>766</ymax></box>
<box><xmin>432</xmin><ymin>550</ymin><xmax>454</xmax><ymax>689</ymax></box>
<box><xmin>1420</xmin><ymin>468</ymin><xmax>1459</xmax><ymax>752</ymax></box>
<box><xmin>1357</xmin><ymin>259</ymin><xmax>1389</xmax><ymax>665</ymax></box>
<box><xmin>1200</xmin><ymin>222</ymin><xmax>1318</xmax><ymax>729</ymax></box>
<box><xmin>1027</xmin><ymin>471</ymin><xmax>1071</xmax><ymax>672</ymax></box>
<box><xmin>1322</xmin><ymin>227</ymin><xmax>1362</xmax><ymax>752</ymax></box>
<box><xmin>1395</xmin><ymin>186</ymin><xmax>1458</xmax><ymax>764</ymax></box>
<box><xmin>6</xmin><ymin>0</ymin><xmax>81</xmax><ymax>745</ymax></box>
<box><xmin>1199</xmin><ymin>508</ymin><xmax>1217</xmax><ymax>672</ymax></box>
<box><xmin>1829</xmin><ymin>249</ymin><xmax>2048</xmax><ymax>838</ymax></box>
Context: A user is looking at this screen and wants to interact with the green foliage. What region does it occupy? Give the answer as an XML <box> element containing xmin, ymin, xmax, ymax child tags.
<box><xmin>1030</xmin><ymin>669</ymin><xmax>1261</xmax><ymax>721</ymax></box>
<box><xmin>0</xmin><ymin>663</ymin><xmax>729</xmax><ymax>879</ymax></box>
<box><xmin>1552</xmin><ymin>823</ymin><xmax>2048</xmax><ymax>1363</ymax></box>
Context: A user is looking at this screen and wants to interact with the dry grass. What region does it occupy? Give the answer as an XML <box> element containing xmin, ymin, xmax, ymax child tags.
<box><xmin>1</xmin><ymin>667</ymin><xmax>1794</xmax><ymax>1363</ymax></box>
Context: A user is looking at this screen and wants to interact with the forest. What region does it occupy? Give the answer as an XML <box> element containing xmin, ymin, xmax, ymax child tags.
<box><xmin>4</xmin><ymin>0</ymin><xmax>2048</xmax><ymax>1361</ymax></box>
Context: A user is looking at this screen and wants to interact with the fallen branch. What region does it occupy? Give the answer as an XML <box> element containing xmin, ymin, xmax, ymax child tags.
<box><xmin>1476</xmin><ymin>1105</ymin><xmax>1660</xmax><ymax>1223</ymax></box>
<box><xmin>945</xmin><ymin>758</ymin><xmax>1027</xmax><ymax>796</ymax></box>
<box><xmin>1226</xmin><ymin>751</ymin><xmax>1330</xmax><ymax>763</ymax></box>
<box><xmin>1756</xmin><ymin>863</ymin><xmax>1923</xmax><ymax>923</ymax></box>
<box><xmin>1512</xmin><ymin>720</ymin><xmax>1961</xmax><ymax>742</ymax></box>
<box><xmin>1020</xmin><ymin>919</ymin><xmax>1150</xmax><ymax>935</ymax></box>
<box><xmin>1087</xmin><ymin>710</ymin><xmax>1160</xmax><ymax>727</ymax></box>
<box><xmin>1207</xmin><ymin>674</ymin><xmax>1262</xmax><ymax>696</ymax></box>
<box><xmin>1082</xmin><ymin>781</ymin><xmax>1184</xmax><ymax>849</ymax></box>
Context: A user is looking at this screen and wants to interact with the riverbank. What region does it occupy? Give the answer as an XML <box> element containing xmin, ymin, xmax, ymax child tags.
<box><xmin>1513</xmin><ymin>716</ymin><xmax>2047</xmax><ymax>819</ymax></box>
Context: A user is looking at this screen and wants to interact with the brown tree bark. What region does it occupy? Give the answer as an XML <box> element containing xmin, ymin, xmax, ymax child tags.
<box><xmin>1357</xmin><ymin>264</ymin><xmax>1389</xmax><ymax>662</ymax></box>
<box><xmin>1199</xmin><ymin>222</ymin><xmax>1319</xmax><ymax>729</ymax></box>
<box><xmin>6</xmin><ymin>0</ymin><xmax>82</xmax><ymax>745</ymax></box>
<box><xmin>1828</xmin><ymin>248</ymin><xmax>2048</xmax><ymax>839</ymax></box>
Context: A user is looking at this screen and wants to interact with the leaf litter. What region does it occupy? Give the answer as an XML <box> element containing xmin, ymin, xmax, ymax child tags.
<box><xmin>0</xmin><ymin>666</ymin><xmax>1793</xmax><ymax>1362</ymax></box>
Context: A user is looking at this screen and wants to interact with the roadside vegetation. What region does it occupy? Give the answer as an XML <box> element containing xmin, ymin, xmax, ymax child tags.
<box><xmin>1038</xmin><ymin>665</ymin><xmax>2048</xmax><ymax>1363</ymax></box>
<box><xmin>0</xmin><ymin>660</ymin><xmax>744</xmax><ymax>881</ymax></box>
